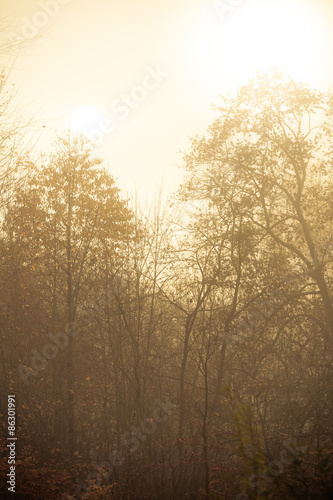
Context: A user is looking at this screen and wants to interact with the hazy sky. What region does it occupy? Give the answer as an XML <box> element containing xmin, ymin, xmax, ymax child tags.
<box><xmin>2</xmin><ymin>0</ymin><xmax>333</xmax><ymax>201</ymax></box>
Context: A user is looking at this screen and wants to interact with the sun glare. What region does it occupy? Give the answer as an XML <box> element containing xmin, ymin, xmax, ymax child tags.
<box><xmin>185</xmin><ymin>0</ymin><xmax>328</xmax><ymax>93</ymax></box>
<box><xmin>69</xmin><ymin>104</ymin><xmax>103</xmax><ymax>134</ymax></box>
<box><xmin>223</xmin><ymin>0</ymin><xmax>320</xmax><ymax>84</ymax></box>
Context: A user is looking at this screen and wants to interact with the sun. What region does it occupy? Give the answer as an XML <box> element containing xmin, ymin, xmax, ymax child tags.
<box><xmin>69</xmin><ymin>104</ymin><xmax>103</xmax><ymax>134</ymax></box>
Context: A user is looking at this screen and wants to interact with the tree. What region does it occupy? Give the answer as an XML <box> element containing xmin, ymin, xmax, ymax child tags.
<box><xmin>177</xmin><ymin>69</ymin><xmax>333</xmax><ymax>497</ymax></box>
<box><xmin>180</xmin><ymin>68</ymin><xmax>333</xmax><ymax>351</ymax></box>
<box><xmin>4</xmin><ymin>135</ymin><xmax>133</xmax><ymax>456</ymax></box>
